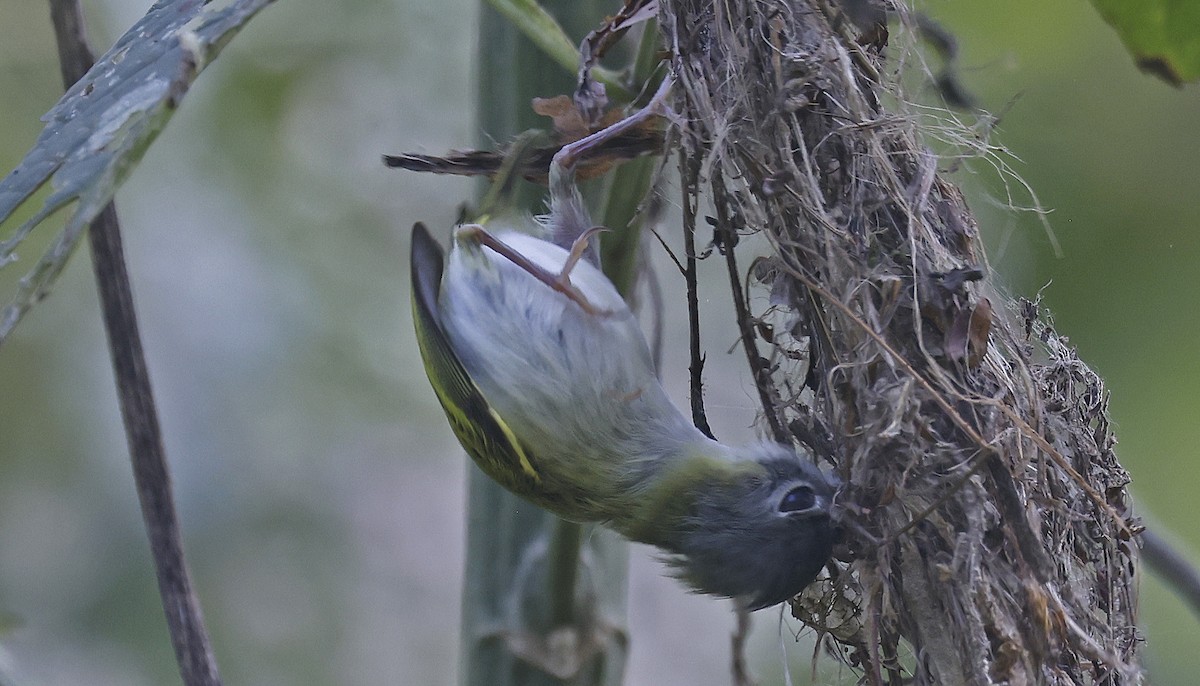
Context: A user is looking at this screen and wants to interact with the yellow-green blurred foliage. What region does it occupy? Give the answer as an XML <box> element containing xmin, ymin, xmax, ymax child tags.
<box><xmin>0</xmin><ymin>0</ymin><xmax>1196</xmax><ymax>684</ymax></box>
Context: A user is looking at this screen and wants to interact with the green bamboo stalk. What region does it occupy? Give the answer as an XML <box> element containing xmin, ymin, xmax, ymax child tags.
<box><xmin>599</xmin><ymin>19</ymin><xmax>662</xmax><ymax>297</ymax></box>
<box><xmin>460</xmin><ymin>3</ymin><xmax>657</xmax><ymax>685</ymax></box>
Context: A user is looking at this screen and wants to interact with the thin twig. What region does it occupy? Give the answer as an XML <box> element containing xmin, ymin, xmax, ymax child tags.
<box><xmin>1142</xmin><ymin>526</ymin><xmax>1200</xmax><ymax>622</ymax></box>
<box><xmin>730</xmin><ymin>605</ymin><xmax>754</xmax><ymax>686</ymax></box>
<box><xmin>47</xmin><ymin>2</ymin><xmax>222</xmax><ymax>685</ymax></box>
<box><xmin>680</xmin><ymin>151</ymin><xmax>714</xmax><ymax>439</ymax></box>
<box><xmin>710</xmin><ymin>171</ymin><xmax>789</xmax><ymax>445</ymax></box>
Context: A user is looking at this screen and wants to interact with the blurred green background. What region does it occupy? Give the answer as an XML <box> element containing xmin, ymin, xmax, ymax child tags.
<box><xmin>0</xmin><ymin>0</ymin><xmax>1196</xmax><ymax>684</ymax></box>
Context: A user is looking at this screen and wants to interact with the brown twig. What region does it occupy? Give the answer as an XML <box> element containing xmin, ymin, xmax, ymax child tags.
<box><xmin>680</xmin><ymin>151</ymin><xmax>714</xmax><ymax>439</ymax></box>
<box><xmin>47</xmin><ymin>2</ymin><xmax>222</xmax><ymax>684</ymax></box>
<box><xmin>730</xmin><ymin>605</ymin><xmax>754</xmax><ymax>686</ymax></box>
<box><xmin>710</xmin><ymin>170</ymin><xmax>789</xmax><ymax>445</ymax></box>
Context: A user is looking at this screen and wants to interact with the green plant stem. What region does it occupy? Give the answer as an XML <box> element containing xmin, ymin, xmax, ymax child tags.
<box><xmin>461</xmin><ymin>3</ymin><xmax>637</xmax><ymax>686</ymax></box>
<box><xmin>599</xmin><ymin>19</ymin><xmax>662</xmax><ymax>297</ymax></box>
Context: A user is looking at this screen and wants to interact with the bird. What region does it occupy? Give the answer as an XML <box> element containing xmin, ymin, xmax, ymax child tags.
<box><xmin>408</xmin><ymin>81</ymin><xmax>837</xmax><ymax>611</ymax></box>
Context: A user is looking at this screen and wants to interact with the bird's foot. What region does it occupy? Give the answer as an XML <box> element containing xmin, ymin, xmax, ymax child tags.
<box><xmin>557</xmin><ymin>225</ymin><xmax>608</xmax><ymax>284</ymax></box>
<box><xmin>458</xmin><ymin>224</ymin><xmax>610</xmax><ymax>316</ymax></box>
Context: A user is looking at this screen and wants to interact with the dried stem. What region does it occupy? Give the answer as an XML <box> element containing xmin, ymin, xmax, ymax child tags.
<box><xmin>47</xmin><ymin>2</ymin><xmax>222</xmax><ymax>684</ymax></box>
<box><xmin>680</xmin><ymin>151</ymin><xmax>714</xmax><ymax>439</ymax></box>
<box><xmin>711</xmin><ymin>169</ymin><xmax>789</xmax><ymax>444</ymax></box>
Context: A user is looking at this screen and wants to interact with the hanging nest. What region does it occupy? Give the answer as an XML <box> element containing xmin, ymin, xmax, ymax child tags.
<box><xmin>658</xmin><ymin>0</ymin><xmax>1141</xmax><ymax>683</ymax></box>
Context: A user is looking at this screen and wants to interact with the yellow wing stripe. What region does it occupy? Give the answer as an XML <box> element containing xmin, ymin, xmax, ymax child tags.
<box><xmin>487</xmin><ymin>406</ymin><xmax>539</xmax><ymax>480</ymax></box>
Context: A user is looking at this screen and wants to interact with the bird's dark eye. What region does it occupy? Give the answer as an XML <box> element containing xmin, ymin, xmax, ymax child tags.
<box><xmin>779</xmin><ymin>485</ymin><xmax>816</xmax><ymax>513</ymax></box>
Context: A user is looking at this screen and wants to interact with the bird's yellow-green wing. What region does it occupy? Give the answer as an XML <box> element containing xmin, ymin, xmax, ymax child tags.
<box><xmin>409</xmin><ymin>222</ymin><xmax>545</xmax><ymax>500</ymax></box>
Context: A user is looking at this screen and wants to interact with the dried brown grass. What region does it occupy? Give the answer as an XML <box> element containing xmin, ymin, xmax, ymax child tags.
<box><xmin>659</xmin><ymin>1</ymin><xmax>1142</xmax><ymax>682</ymax></box>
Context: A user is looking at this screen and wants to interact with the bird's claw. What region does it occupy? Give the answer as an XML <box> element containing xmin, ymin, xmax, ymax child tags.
<box><xmin>458</xmin><ymin>225</ymin><xmax>611</xmax><ymax>316</ymax></box>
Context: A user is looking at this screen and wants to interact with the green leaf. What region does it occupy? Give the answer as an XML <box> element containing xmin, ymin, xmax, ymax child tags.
<box><xmin>1091</xmin><ymin>0</ymin><xmax>1200</xmax><ymax>85</ymax></box>
<box><xmin>484</xmin><ymin>0</ymin><xmax>631</xmax><ymax>100</ymax></box>
<box><xmin>0</xmin><ymin>0</ymin><xmax>277</xmax><ymax>344</ymax></box>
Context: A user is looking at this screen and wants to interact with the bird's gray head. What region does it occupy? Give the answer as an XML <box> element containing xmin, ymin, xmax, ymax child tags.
<box><xmin>667</xmin><ymin>445</ymin><xmax>838</xmax><ymax>610</ymax></box>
